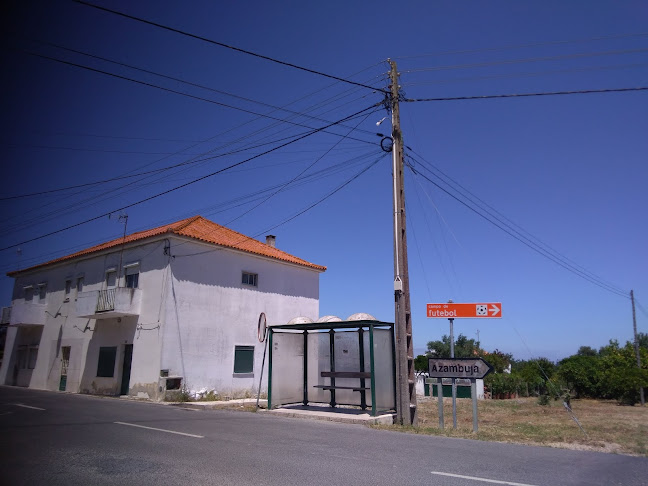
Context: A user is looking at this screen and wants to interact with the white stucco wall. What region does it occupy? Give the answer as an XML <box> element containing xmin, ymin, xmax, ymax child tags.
<box><xmin>160</xmin><ymin>237</ymin><xmax>320</xmax><ymax>396</ymax></box>
<box><xmin>0</xmin><ymin>234</ymin><xmax>322</xmax><ymax>399</ymax></box>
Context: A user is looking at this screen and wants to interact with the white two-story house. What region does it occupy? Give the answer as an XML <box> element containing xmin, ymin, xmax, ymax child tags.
<box><xmin>0</xmin><ymin>216</ymin><xmax>325</xmax><ymax>399</ymax></box>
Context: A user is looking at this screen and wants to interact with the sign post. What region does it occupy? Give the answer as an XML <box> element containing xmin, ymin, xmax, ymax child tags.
<box><xmin>427</xmin><ymin>301</ymin><xmax>501</xmax><ymax>432</ymax></box>
<box><xmin>427</xmin><ymin>357</ymin><xmax>493</xmax><ymax>432</ymax></box>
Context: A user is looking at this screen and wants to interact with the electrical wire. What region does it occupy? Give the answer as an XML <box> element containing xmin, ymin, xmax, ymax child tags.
<box><xmin>23</xmin><ymin>37</ymin><xmax>382</xmax><ymax>139</ymax></box>
<box><xmin>0</xmin><ymin>87</ymin><xmax>379</xmax><ymax>233</ymax></box>
<box><xmin>138</xmin><ymin>111</ymin><xmax>381</xmax><ymax>256</ymax></box>
<box><xmin>400</xmin><ymin>63</ymin><xmax>648</xmax><ymax>88</ymax></box>
<box><xmin>405</xmin><ymin>86</ymin><xmax>648</xmax><ymax>102</ymax></box>
<box><xmin>175</xmin><ymin>154</ymin><xmax>386</xmax><ymax>259</ymax></box>
<box><xmin>391</xmin><ymin>32</ymin><xmax>648</xmax><ymax>60</ymax></box>
<box><xmin>22</xmin><ymin>49</ymin><xmax>382</xmax><ymax>135</ymax></box>
<box><xmin>407</xmin><ymin>149</ymin><xmax>629</xmax><ymax>296</ymax></box>
<box><xmin>401</xmin><ymin>48</ymin><xmax>648</xmax><ymax>73</ymax></box>
<box><xmin>0</xmin><ymin>103</ymin><xmax>380</xmax><ymax>252</ymax></box>
<box><xmin>406</xmin><ymin>156</ymin><xmax>630</xmax><ymax>299</ymax></box>
<box><xmin>0</xmin><ymin>149</ymin><xmax>380</xmax><ymax>274</ymax></box>
<box><xmin>72</xmin><ymin>0</ymin><xmax>387</xmax><ymax>94</ymax></box>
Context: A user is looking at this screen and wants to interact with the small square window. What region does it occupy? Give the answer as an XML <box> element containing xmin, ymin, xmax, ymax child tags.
<box><xmin>242</xmin><ymin>272</ymin><xmax>258</xmax><ymax>287</ymax></box>
<box><xmin>105</xmin><ymin>271</ymin><xmax>117</xmax><ymax>289</ymax></box>
<box><xmin>97</xmin><ymin>347</ymin><xmax>117</xmax><ymax>377</ymax></box>
<box><xmin>125</xmin><ymin>273</ymin><xmax>139</xmax><ymax>289</ymax></box>
<box><xmin>233</xmin><ymin>346</ymin><xmax>254</xmax><ymax>374</ymax></box>
<box><xmin>38</xmin><ymin>284</ymin><xmax>47</xmax><ymax>302</ymax></box>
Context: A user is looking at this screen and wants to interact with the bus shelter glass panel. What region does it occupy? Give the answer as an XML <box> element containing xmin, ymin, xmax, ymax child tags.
<box><xmin>271</xmin><ymin>332</ymin><xmax>303</xmax><ymax>407</ymax></box>
<box><xmin>332</xmin><ymin>331</ymin><xmax>363</xmax><ymax>406</ymax></box>
<box><xmin>371</xmin><ymin>328</ymin><xmax>395</xmax><ymax>411</ymax></box>
<box><xmin>307</xmin><ymin>332</ymin><xmax>330</xmax><ymax>403</ymax></box>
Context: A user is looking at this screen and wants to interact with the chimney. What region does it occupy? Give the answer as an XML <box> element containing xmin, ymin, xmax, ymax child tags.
<box><xmin>265</xmin><ymin>235</ymin><xmax>276</xmax><ymax>248</ymax></box>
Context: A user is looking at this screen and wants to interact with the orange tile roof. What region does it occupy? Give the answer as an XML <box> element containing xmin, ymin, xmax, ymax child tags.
<box><xmin>7</xmin><ymin>216</ymin><xmax>326</xmax><ymax>276</ymax></box>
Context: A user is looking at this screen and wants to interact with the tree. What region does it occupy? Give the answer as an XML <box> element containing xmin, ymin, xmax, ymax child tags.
<box><xmin>576</xmin><ymin>346</ymin><xmax>597</xmax><ymax>357</ymax></box>
<box><xmin>512</xmin><ymin>358</ymin><xmax>556</xmax><ymax>396</ymax></box>
<box><xmin>427</xmin><ymin>333</ymin><xmax>478</xmax><ymax>358</ymax></box>
<box><xmin>482</xmin><ymin>349</ymin><xmax>512</xmax><ymax>373</ymax></box>
<box><xmin>598</xmin><ymin>342</ymin><xmax>648</xmax><ymax>405</ymax></box>
<box><xmin>414</xmin><ymin>354</ymin><xmax>428</xmax><ymax>373</ymax></box>
<box><xmin>637</xmin><ymin>332</ymin><xmax>648</xmax><ymax>350</ymax></box>
<box><xmin>557</xmin><ymin>355</ymin><xmax>601</xmax><ymax>398</ymax></box>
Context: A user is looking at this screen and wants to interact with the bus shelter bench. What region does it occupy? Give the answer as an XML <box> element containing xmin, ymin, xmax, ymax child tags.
<box><xmin>313</xmin><ymin>371</ymin><xmax>371</xmax><ymax>392</ymax></box>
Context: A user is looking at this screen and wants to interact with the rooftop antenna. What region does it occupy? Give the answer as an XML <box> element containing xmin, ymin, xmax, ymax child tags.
<box><xmin>109</xmin><ymin>213</ymin><xmax>129</xmax><ymax>287</ymax></box>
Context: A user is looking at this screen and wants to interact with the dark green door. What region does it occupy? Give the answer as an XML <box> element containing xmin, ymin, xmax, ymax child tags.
<box><xmin>120</xmin><ymin>344</ymin><xmax>133</xmax><ymax>396</ymax></box>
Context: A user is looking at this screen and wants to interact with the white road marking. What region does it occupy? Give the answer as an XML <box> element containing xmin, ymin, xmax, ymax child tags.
<box><xmin>431</xmin><ymin>471</ymin><xmax>538</xmax><ymax>486</ymax></box>
<box><xmin>15</xmin><ymin>404</ymin><xmax>45</xmax><ymax>411</ymax></box>
<box><xmin>114</xmin><ymin>421</ymin><xmax>204</xmax><ymax>438</ymax></box>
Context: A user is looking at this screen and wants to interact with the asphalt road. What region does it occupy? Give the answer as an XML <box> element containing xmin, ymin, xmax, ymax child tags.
<box><xmin>0</xmin><ymin>387</ymin><xmax>646</xmax><ymax>486</ymax></box>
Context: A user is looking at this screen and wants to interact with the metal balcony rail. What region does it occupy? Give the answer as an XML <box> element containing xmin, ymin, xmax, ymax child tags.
<box><xmin>96</xmin><ymin>288</ymin><xmax>117</xmax><ymax>312</ymax></box>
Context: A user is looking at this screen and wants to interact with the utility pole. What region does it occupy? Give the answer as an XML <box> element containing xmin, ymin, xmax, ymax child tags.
<box><xmin>389</xmin><ymin>59</ymin><xmax>417</xmax><ymax>426</ymax></box>
<box><xmin>630</xmin><ymin>290</ymin><xmax>645</xmax><ymax>406</ymax></box>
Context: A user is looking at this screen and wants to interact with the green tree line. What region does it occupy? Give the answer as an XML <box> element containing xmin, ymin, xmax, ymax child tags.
<box><xmin>416</xmin><ymin>333</ymin><xmax>648</xmax><ymax>405</ymax></box>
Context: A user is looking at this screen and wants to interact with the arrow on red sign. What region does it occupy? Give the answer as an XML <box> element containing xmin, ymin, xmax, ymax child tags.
<box><xmin>489</xmin><ymin>304</ymin><xmax>500</xmax><ymax>316</ymax></box>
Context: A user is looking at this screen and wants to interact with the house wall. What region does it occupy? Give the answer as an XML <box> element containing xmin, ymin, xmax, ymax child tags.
<box><xmin>0</xmin><ymin>235</ymin><xmax>321</xmax><ymax>399</ymax></box>
<box><xmin>159</xmin><ymin>238</ymin><xmax>320</xmax><ymax>397</ymax></box>
<box><xmin>0</xmin><ymin>238</ymin><xmax>169</xmax><ymax>396</ymax></box>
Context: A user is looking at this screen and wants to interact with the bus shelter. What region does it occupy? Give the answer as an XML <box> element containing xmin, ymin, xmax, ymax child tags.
<box><xmin>267</xmin><ymin>319</ymin><xmax>396</xmax><ymax>417</ymax></box>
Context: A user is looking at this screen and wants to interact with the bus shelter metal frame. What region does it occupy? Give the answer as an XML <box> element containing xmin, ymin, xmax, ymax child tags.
<box><xmin>267</xmin><ymin>320</ymin><xmax>396</xmax><ymax>417</ymax></box>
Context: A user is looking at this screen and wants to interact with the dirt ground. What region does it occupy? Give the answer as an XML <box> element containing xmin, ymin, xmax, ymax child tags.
<box><xmin>376</xmin><ymin>397</ymin><xmax>648</xmax><ymax>456</ymax></box>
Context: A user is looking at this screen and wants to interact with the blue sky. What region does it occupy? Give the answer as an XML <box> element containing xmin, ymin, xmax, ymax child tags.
<box><xmin>1</xmin><ymin>0</ymin><xmax>646</xmax><ymax>361</ymax></box>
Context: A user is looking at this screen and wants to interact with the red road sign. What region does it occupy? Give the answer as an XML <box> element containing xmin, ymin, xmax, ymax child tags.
<box><xmin>426</xmin><ymin>302</ymin><xmax>502</xmax><ymax>318</ymax></box>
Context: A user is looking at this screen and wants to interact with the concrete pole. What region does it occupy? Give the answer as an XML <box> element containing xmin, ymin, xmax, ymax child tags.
<box><xmin>389</xmin><ymin>59</ymin><xmax>417</xmax><ymax>426</ymax></box>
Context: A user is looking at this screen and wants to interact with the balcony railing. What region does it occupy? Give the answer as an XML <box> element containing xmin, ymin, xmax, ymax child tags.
<box><xmin>96</xmin><ymin>288</ymin><xmax>117</xmax><ymax>312</ymax></box>
<box><xmin>76</xmin><ymin>287</ymin><xmax>141</xmax><ymax>319</ymax></box>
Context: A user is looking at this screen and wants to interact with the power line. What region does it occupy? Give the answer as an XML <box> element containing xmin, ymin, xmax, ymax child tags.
<box><xmin>408</xmin><ymin>151</ymin><xmax>629</xmax><ymax>296</ymax></box>
<box><xmin>23</xmin><ymin>50</ymin><xmax>382</xmax><ymax>136</ymax></box>
<box><xmin>24</xmin><ymin>37</ymin><xmax>381</xmax><ymax>139</ymax></box>
<box><xmin>401</xmin><ymin>48</ymin><xmax>648</xmax><ymax>73</ymax></box>
<box><xmin>392</xmin><ymin>32</ymin><xmax>648</xmax><ymax>60</ymax></box>
<box><xmin>0</xmin><ymin>103</ymin><xmax>380</xmax><ymax>252</ymax></box>
<box><xmin>0</xmin><ymin>129</ymin><xmax>363</xmax><ymax>201</ymax></box>
<box><xmin>0</xmin><ymin>149</ymin><xmax>380</xmax><ymax>273</ymax></box>
<box><xmin>177</xmin><ymin>154</ymin><xmax>386</xmax><ymax>259</ymax></box>
<box><xmin>0</xmin><ymin>149</ymin><xmax>381</xmax><ymax>274</ymax></box>
<box><xmin>72</xmin><ymin>0</ymin><xmax>387</xmax><ymax>94</ymax></box>
<box><xmin>406</xmin><ymin>157</ymin><xmax>629</xmax><ymax>298</ymax></box>
<box><xmin>11</xmin><ymin>129</ymin><xmax>205</xmax><ymax>143</ymax></box>
<box><xmin>1</xmin><ymin>104</ymin><xmax>378</xmax><ymax>234</ymax></box>
<box><xmin>400</xmin><ymin>63</ymin><xmax>648</xmax><ymax>88</ymax></box>
<box><xmin>405</xmin><ymin>86</ymin><xmax>648</xmax><ymax>102</ymax></box>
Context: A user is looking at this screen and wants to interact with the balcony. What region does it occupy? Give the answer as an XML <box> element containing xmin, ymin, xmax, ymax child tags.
<box><xmin>76</xmin><ymin>287</ymin><xmax>142</xmax><ymax>319</ymax></box>
<box><xmin>8</xmin><ymin>301</ymin><xmax>46</xmax><ymax>326</ymax></box>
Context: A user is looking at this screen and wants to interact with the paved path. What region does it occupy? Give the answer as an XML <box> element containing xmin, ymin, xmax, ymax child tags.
<box><xmin>1</xmin><ymin>387</ymin><xmax>646</xmax><ymax>485</ymax></box>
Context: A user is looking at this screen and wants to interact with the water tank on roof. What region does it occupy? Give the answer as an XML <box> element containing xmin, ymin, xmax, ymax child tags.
<box><xmin>347</xmin><ymin>312</ymin><xmax>377</xmax><ymax>321</ymax></box>
<box><xmin>286</xmin><ymin>316</ymin><xmax>314</xmax><ymax>325</ymax></box>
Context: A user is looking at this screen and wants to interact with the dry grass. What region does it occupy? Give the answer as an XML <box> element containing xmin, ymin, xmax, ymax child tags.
<box><xmin>373</xmin><ymin>397</ymin><xmax>648</xmax><ymax>456</ymax></box>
